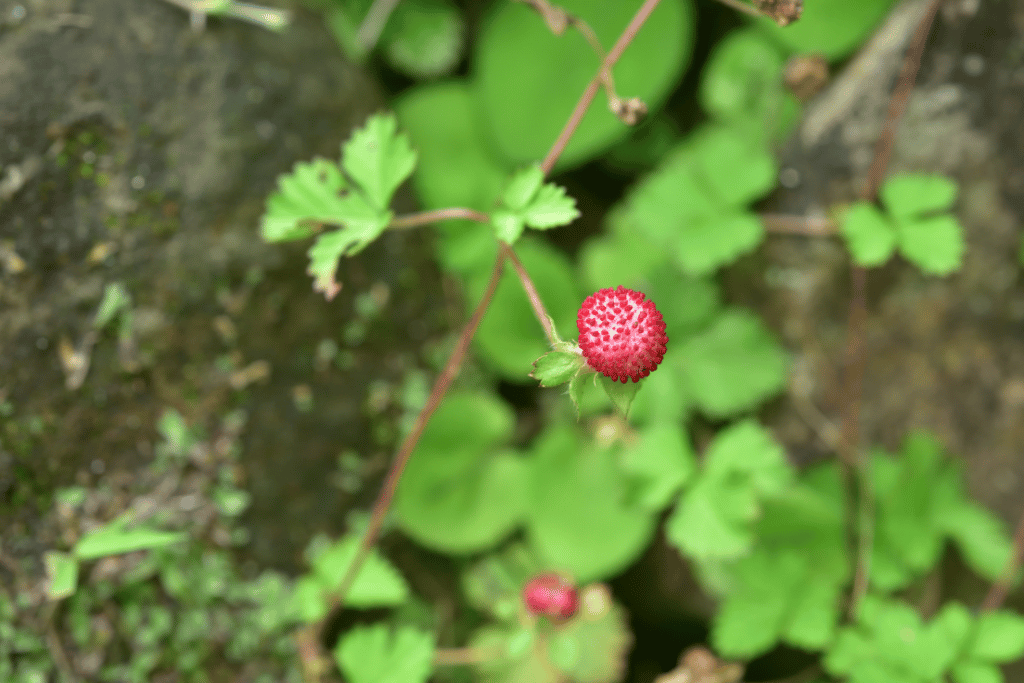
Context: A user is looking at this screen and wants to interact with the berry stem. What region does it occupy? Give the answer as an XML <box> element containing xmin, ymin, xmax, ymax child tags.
<box><xmin>390</xmin><ymin>207</ymin><xmax>492</xmax><ymax>230</ymax></box>
<box><xmin>503</xmin><ymin>244</ymin><xmax>557</xmax><ymax>345</ymax></box>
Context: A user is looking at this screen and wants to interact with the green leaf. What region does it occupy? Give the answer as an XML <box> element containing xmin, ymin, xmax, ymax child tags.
<box><xmin>703</xmin><ymin>420</ymin><xmax>792</xmax><ymax>494</ymax></box>
<box><xmin>93</xmin><ymin>282</ymin><xmax>130</xmax><ymax>330</ymax></box>
<box><xmin>690</xmin><ymin>125</ymin><xmax>777</xmax><ymax>207</ymax></box>
<box><xmin>783</xmin><ymin>573</ymin><xmax>842</xmax><ymax>649</ymax></box>
<box><xmin>545</xmin><ymin>584</ymin><xmax>632</xmax><ymax>683</ymax></box>
<box><xmin>306</xmin><ymin>205</ymin><xmax>390</xmax><ymax>299</ymax></box>
<box><xmin>527</xmin><ymin>426</ymin><xmax>656</xmax><ymax>582</ymax></box>
<box><xmin>492</xmin><ymin>210</ymin><xmax>527</xmax><ymax>245</ymax></box>
<box><xmin>842</xmin><ymin>201</ymin><xmax>897</xmax><ymax>267</ymax></box>
<box><xmin>342</xmin><ymin>113</ymin><xmax>417</xmax><ymax>212</ymax></box>
<box><xmin>674</xmin><ymin>212</ymin><xmax>765</xmax><ymax>276</ymax></box>
<box><xmin>578</xmin><ymin>233</ymin><xmax>667</xmax><ymax>293</ymax></box>
<box><xmin>712</xmin><ymin>552</ymin><xmax>797</xmax><ymax>657</ymax></box>
<box><xmin>532</xmin><ymin>350</ymin><xmax>585</xmax><ymax>387</ymax></box>
<box><xmin>667</xmin><ymin>477</ymin><xmax>753</xmax><ymax>560</ymax></box>
<box><xmin>755</xmin><ymin>0</ymin><xmax>899</xmax><ymax>60</ymax></box>
<box><xmin>306</xmin><ymin>534</ymin><xmax>409</xmax><ymax>612</ymax></box>
<box><xmin>74</xmin><ymin>523</ymin><xmax>186</xmax><ymax>560</ymax></box>
<box><xmin>699</xmin><ymin>28</ymin><xmax>797</xmax><ymax>142</ymax></box>
<box><xmin>523</xmin><ymin>182</ymin><xmax>579</xmax><ymax>230</ymax></box>
<box><xmin>953</xmin><ymin>662</ymin><xmax>1004</xmax><ymax>683</ymax></box>
<box><xmin>502</xmin><ymin>165</ymin><xmax>544</xmax><ymax>211</ymax></box>
<box><xmin>335</xmin><ymin>624</ymin><xmax>434</xmax><ymax>683</ymax></box>
<box><xmin>261</xmin><ymin>158</ymin><xmax>348</xmax><ymax>242</ymax></box>
<box><xmin>470</xmin><ymin>238</ymin><xmax>581</xmax><ymax>379</ymax></box>
<box><xmin>938</xmin><ymin>501</ymin><xmax>1013</xmax><ymax>581</ymax></box>
<box><xmin>620</xmin><ymin>424</ymin><xmax>696</xmax><ymax>510</ymax></box>
<box><xmin>677</xmin><ymin>309</ymin><xmax>789</xmax><ymax>417</ymax></box>
<box><xmin>896</xmin><ymin>215</ymin><xmax>965</xmax><ymax>276</ymax></box>
<box><xmin>476</xmin><ymin>0</ymin><xmax>694</xmax><ymax>168</ymax></box>
<box><xmin>394</xmin><ymin>392</ymin><xmax>527</xmax><ymax>553</ymax></box>
<box><xmin>381</xmin><ymin>0</ymin><xmax>465</xmax><ymax>79</ymax></box>
<box><xmin>44</xmin><ymin>552</ymin><xmax>79</xmax><ymax>600</ymax></box>
<box><xmin>969</xmin><ymin>611</ymin><xmax>1024</xmax><ymax>662</ymax></box>
<box><xmin>881</xmin><ymin>173</ymin><xmax>958</xmax><ymax>221</ymax></box>
<box><xmin>471</xmin><ymin>625</ymin><xmax>560</xmax><ymax>683</ymax></box>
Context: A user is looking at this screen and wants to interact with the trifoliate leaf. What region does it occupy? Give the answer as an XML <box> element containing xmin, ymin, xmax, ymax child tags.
<box><xmin>619</xmin><ymin>423</ymin><xmax>696</xmax><ymax>510</ymax></box>
<box><xmin>578</xmin><ymin>233</ymin><xmax>667</xmax><ymax>292</ymax></box>
<box><xmin>667</xmin><ymin>477</ymin><xmax>753</xmax><ymax>560</ymax></box>
<box><xmin>897</xmin><ymin>214</ymin><xmax>965</xmax><ymax>276</ymax></box>
<box><xmin>528</xmin><ymin>426</ymin><xmax>656</xmax><ymax>582</ymax></box>
<box><xmin>394</xmin><ymin>392</ymin><xmax>526</xmax><ymax>553</ymax></box>
<box><xmin>968</xmin><ymin>611</ymin><xmax>1024</xmax><ymax>662</ymax></box>
<box><xmin>690</xmin><ymin>125</ymin><xmax>777</xmax><ymax>207</ymax></box>
<box><xmin>677</xmin><ymin>309</ymin><xmax>789</xmax><ymax>417</ymax></box>
<box><xmin>842</xmin><ymin>201</ymin><xmax>897</xmax><ymax>267</ymax></box>
<box><xmin>881</xmin><ymin>173</ymin><xmax>958</xmax><ymax>221</ymax></box>
<box><xmin>532</xmin><ymin>350</ymin><xmax>585</xmax><ymax>387</ymax></box>
<box><xmin>342</xmin><ymin>113</ymin><xmax>417</xmax><ymax>212</ymax></box>
<box><xmin>335</xmin><ymin>624</ymin><xmax>434</xmax><ymax>683</ymax></box>
<box><xmin>381</xmin><ymin>0</ymin><xmax>465</xmax><ymax>79</ymax></box>
<box><xmin>702</xmin><ymin>420</ymin><xmax>792</xmax><ymax>493</ymax></box>
<box><xmin>261</xmin><ymin>158</ymin><xmax>349</xmax><ymax>242</ymax></box>
<box><xmin>502</xmin><ymin>165</ymin><xmax>544</xmax><ymax>211</ymax></box>
<box><xmin>523</xmin><ymin>183</ymin><xmax>579</xmax><ymax>229</ymax></box>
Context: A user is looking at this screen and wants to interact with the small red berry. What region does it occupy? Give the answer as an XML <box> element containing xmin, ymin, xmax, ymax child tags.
<box><xmin>577</xmin><ymin>286</ymin><xmax>668</xmax><ymax>383</ymax></box>
<box><xmin>523</xmin><ymin>573</ymin><xmax>579</xmax><ymax>619</ymax></box>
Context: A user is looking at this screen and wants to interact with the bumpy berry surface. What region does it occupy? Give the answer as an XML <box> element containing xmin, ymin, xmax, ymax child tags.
<box><xmin>523</xmin><ymin>573</ymin><xmax>579</xmax><ymax>619</ymax></box>
<box><xmin>577</xmin><ymin>286</ymin><xmax>668</xmax><ymax>383</ymax></box>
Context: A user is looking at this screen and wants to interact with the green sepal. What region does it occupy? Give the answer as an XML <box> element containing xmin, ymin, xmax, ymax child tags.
<box><xmin>598</xmin><ymin>375</ymin><xmax>641</xmax><ymax>417</ymax></box>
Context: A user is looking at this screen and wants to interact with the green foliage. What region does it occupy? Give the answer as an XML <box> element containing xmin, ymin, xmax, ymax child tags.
<box><xmin>710</xmin><ymin>463</ymin><xmax>848</xmax><ymax>657</ymax></box>
<box><xmin>609</xmin><ymin>123</ymin><xmax>775</xmax><ymax>276</ymax></box>
<box><xmin>261</xmin><ymin>114</ymin><xmax>416</xmax><ymax>297</ymax></box>
<box><xmin>667</xmin><ymin>421</ymin><xmax>793</xmax><ymax>561</ymax></box>
<box><xmin>527</xmin><ymin>426</ymin><xmax>656</xmax><ymax>582</ymax></box>
<box><xmin>43</xmin><ymin>551</ymin><xmax>78</xmax><ymax>600</ymax></box>
<box><xmin>393</xmin><ymin>391</ymin><xmax>528</xmax><ymax>554</ymax></box>
<box><xmin>699</xmin><ymin>28</ymin><xmax>799</xmax><ymax>144</ymax></box>
<box><xmin>293</xmin><ymin>532</ymin><xmax>410</xmax><ymax>622</ymax></box>
<box><xmin>841</xmin><ymin>173</ymin><xmax>965</xmax><ymax>275</ymax></box>
<box><xmin>755</xmin><ymin>0</ymin><xmax>899</xmax><ymax>60</ymax></box>
<box><xmin>869</xmin><ymin>432</ymin><xmax>1013</xmax><ymax>591</ymax></box>
<box><xmin>335</xmin><ymin>624</ymin><xmax>435</xmax><ymax>683</ymax></box>
<box><xmin>475</xmin><ymin>0</ymin><xmax>694</xmax><ymax>168</ymax></box>
<box><xmin>74</xmin><ymin>521</ymin><xmax>186</xmax><ymax>561</ymax></box>
<box><xmin>826</xmin><ymin>596</ymin><xmax>1024</xmax><ymax>683</ymax></box>
<box><xmin>491</xmin><ymin>165</ymin><xmax>580</xmax><ymax>244</ymax></box>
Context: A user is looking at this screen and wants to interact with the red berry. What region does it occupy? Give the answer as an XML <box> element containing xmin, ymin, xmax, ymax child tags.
<box><xmin>523</xmin><ymin>573</ymin><xmax>579</xmax><ymax>619</ymax></box>
<box><xmin>577</xmin><ymin>286</ymin><xmax>668</xmax><ymax>383</ymax></box>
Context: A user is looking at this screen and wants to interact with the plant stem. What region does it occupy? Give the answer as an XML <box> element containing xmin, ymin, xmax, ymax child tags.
<box><xmin>760</xmin><ymin>213</ymin><xmax>836</xmax><ymax>237</ymax></box>
<box><xmin>541</xmin><ymin>0</ymin><xmax>664</xmax><ymax>174</ymax></box>
<box><xmin>502</xmin><ymin>244</ymin><xmax>557</xmax><ymax>345</ymax></box>
<box><xmin>981</xmin><ymin>505</ymin><xmax>1024</xmax><ymax>610</ymax></box>
<box><xmin>356</xmin><ymin>0</ymin><xmax>402</xmax><ymax>53</ymax></box>
<box><xmin>332</xmin><ymin>252</ymin><xmax>507</xmax><ymax>609</ymax></box>
<box><xmin>391</xmin><ymin>207</ymin><xmax>491</xmax><ymax>230</ymax></box>
<box><xmin>434</xmin><ymin>645</ymin><xmax>502</xmax><ymax>666</ymax></box>
<box><xmin>843</xmin><ymin>0</ymin><xmax>943</xmax><ymax>614</ymax></box>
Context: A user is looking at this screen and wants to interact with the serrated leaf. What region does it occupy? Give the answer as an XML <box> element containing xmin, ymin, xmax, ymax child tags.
<box><xmin>394</xmin><ymin>392</ymin><xmax>526</xmax><ymax>553</ymax></box>
<box><xmin>502</xmin><ymin>165</ymin><xmax>544</xmax><ymax>211</ymax></box>
<box><xmin>523</xmin><ymin>183</ymin><xmax>579</xmax><ymax>229</ymax></box>
<box><xmin>261</xmin><ymin>158</ymin><xmax>349</xmax><ymax>242</ymax></box>
<box><xmin>897</xmin><ymin>214</ymin><xmax>965</xmax><ymax>276</ymax></box>
<box><xmin>527</xmin><ymin>426</ymin><xmax>656</xmax><ymax>582</ymax></box>
<box><xmin>307</xmin><ymin>534</ymin><xmax>409</xmax><ymax>612</ymax></box>
<box><xmin>938</xmin><ymin>501</ymin><xmax>1012</xmax><ymax>580</ymax></box>
<box><xmin>677</xmin><ymin>309</ymin><xmax>789</xmax><ymax>417</ymax></box>
<box><xmin>335</xmin><ymin>624</ymin><xmax>434</xmax><ymax>683</ymax></box>
<box><xmin>44</xmin><ymin>552</ymin><xmax>79</xmax><ymax>600</ymax></box>
<box><xmin>74</xmin><ymin>523</ymin><xmax>185</xmax><ymax>560</ymax></box>
<box><xmin>842</xmin><ymin>201</ymin><xmax>897</xmax><ymax>267</ymax></box>
<box><xmin>881</xmin><ymin>173</ymin><xmax>958</xmax><ymax>220</ymax></box>
<box><xmin>666</xmin><ymin>477</ymin><xmax>753</xmax><ymax>560</ymax></box>
<box><xmin>342</xmin><ymin>114</ymin><xmax>417</xmax><ymax>212</ymax></box>
<box><xmin>969</xmin><ymin>611</ymin><xmax>1024</xmax><ymax>662</ymax></box>
<box><xmin>381</xmin><ymin>0</ymin><xmax>465</xmax><ymax>79</ymax></box>
<box><xmin>712</xmin><ymin>552</ymin><xmax>796</xmax><ymax>657</ymax></box>
<box><xmin>532</xmin><ymin>350</ymin><xmax>585</xmax><ymax>387</ymax></box>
